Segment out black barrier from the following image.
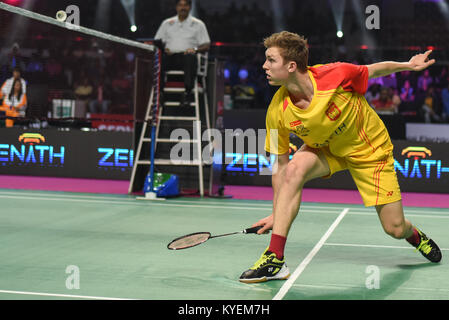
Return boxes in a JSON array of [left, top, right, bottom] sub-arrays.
[[0, 128, 132, 180], [221, 138, 449, 194], [393, 140, 449, 193], [1, 127, 448, 194]]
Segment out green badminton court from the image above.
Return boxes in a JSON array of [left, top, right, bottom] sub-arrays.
[[0, 189, 448, 300]]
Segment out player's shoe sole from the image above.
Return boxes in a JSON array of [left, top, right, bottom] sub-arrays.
[[239, 263, 290, 283]]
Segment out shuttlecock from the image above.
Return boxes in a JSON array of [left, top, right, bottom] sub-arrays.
[[56, 10, 67, 22]]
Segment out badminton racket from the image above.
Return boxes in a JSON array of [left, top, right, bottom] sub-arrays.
[[167, 226, 263, 250]]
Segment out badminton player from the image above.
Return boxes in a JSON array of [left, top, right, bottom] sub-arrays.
[[239, 31, 442, 283]]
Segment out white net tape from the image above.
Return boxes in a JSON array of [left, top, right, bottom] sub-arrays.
[[0, 2, 154, 52]]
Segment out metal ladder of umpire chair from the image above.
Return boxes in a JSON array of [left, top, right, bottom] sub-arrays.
[[130, 53, 211, 197]]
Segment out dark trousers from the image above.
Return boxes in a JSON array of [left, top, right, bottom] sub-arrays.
[[162, 53, 198, 93]]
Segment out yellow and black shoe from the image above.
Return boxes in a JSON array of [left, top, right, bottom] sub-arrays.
[[414, 228, 442, 263], [239, 248, 290, 283]]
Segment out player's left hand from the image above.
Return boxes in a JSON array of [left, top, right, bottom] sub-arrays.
[[408, 50, 436, 71]]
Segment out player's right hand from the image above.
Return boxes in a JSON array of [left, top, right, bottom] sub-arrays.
[[252, 214, 273, 235]]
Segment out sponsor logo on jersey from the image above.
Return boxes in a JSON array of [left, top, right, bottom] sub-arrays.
[[325, 102, 341, 121]]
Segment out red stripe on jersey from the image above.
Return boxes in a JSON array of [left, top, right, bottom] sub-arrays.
[[355, 97, 376, 153]]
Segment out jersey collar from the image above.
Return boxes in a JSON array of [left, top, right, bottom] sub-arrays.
[[284, 68, 317, 113]]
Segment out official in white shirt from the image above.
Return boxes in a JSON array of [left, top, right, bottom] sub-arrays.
[[155, 0, 210, 106]]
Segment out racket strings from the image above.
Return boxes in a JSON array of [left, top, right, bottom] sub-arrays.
[[168, 232, 211, 250]]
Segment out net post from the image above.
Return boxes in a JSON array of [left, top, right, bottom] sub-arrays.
[[148, 47, 162, 196], [136, 45, 165, 201]]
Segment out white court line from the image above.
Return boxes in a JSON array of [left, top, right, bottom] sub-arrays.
[[0, 192, 347, 211], [273, 208, 350, 300], [0, 289, 136, 300], [0, 189, 448, 212], [0, 190, 447, 214], [292, 283, 449, 294], [324, 242, 449, 251], [0, 194, 273, 211], [0, 190, 326, 208], [0, 194, 345, 213], [0, 190, 351, 210], [1, 193, 449, 220], [347, 211, 449, 219], [0, 191, 438, 214]]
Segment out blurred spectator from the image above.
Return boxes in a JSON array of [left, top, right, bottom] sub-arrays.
[[6, 43, 26, 73], [111, 70, 131, 93], [382, 73, 397, 90], [421, 86, 441, 123], [25, 51, 45, 88], [0, 78, 27, 127], [434, 66, 448, 90], [0, 66, 27, 102], [26, 52, 44, 74], [88, 75, 112, 114], [110, 70, 132, 113], [232, 68, 256, 109], [417, 69, 433, 93], [368, 75, 384, 88], [391, 87, 401, 110], [61, 48, 76, 88], [371, 87, 397, 113], [397, 70, 415, 90], [45, 56, 63, 86], [365, 83, 381, 104], [74, 77, 93, 101], [400, 80, 415, 103], [442, 82, 449, 122]]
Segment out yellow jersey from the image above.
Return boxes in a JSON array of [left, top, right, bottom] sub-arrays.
[[265, 62, 393, 161]]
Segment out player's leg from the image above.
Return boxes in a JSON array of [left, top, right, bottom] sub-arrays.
[[349, 152, 442, 263], [376, 200, 413, 239], [272, 145, 332, 237], [376, 200, 442, 263], [239, 145, 345, 283]]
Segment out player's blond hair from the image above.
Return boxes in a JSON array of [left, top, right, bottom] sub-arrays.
[[263, 31, 309, 72]]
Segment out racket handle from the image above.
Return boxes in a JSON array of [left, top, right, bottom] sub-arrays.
[[243, 226, 262, 234]]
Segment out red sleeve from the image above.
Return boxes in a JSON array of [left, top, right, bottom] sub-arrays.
[[339, 63, 369, 94], [311, 62, 368, 95]]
